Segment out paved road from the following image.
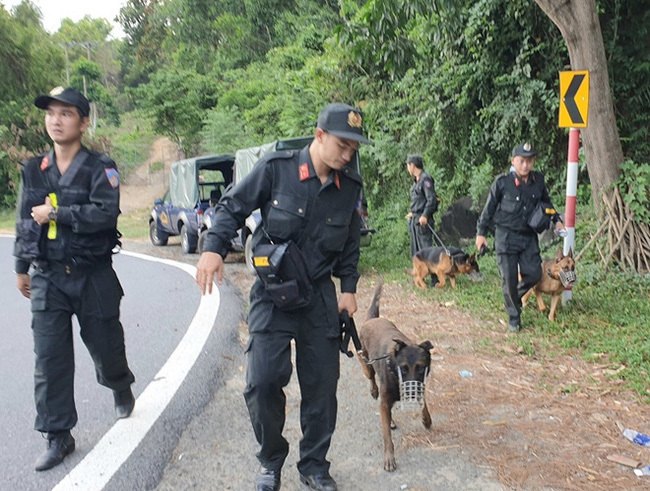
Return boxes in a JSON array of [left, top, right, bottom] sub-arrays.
[[0, 236, 243, 491]]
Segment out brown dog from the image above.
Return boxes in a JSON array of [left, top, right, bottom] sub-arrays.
[[522, 247, 576, 321], [405, 246, 481, 289], [357, 282, 433, 471]]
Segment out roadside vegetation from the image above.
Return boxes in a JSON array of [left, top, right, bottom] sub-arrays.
[[359, 196, 650, 401], [1, 1, 648, 400]]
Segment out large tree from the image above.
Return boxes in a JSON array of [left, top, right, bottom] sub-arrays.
[[534, 0, 622, 202]]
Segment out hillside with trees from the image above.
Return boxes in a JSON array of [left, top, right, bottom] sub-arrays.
[[1, 0, 649, 269]]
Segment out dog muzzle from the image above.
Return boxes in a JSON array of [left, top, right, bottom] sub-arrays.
[[397, 368, 428, 411], [558, 270, 576, 287]]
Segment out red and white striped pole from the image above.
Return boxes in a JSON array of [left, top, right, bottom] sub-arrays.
[[563, 127, 580, 301]]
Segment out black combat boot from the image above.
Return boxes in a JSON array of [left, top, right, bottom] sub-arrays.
[[114, 387, 135, 419], [255, 466, 281, 491], [299, 471, 337, 491], [34, 431, 75, 471]]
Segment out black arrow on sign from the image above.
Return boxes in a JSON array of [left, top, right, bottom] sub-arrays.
[[563, 74, 585, 125]]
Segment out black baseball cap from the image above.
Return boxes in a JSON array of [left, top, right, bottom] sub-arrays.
[[317, 103, 373, 145], [512, 142, 536, 157], [35, 86, 90, 117], [406, 154, 423, 168]]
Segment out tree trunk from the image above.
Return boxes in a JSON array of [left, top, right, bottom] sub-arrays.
[[534, 0, 623, 205]]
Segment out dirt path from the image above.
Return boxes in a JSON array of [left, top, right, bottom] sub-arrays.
[[120, 137, 178, 213], [123, 238, 650, 490]]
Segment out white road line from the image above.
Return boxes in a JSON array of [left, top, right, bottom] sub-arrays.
[[53, 250, 220, 491]]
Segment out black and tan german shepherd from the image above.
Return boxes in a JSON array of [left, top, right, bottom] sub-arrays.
[[405, 246, 481, 289]]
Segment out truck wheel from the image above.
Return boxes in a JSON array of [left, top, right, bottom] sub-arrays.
[[244, 233, 256, 275], [181, 224, 197, 254], [150, 220, 168, 246]]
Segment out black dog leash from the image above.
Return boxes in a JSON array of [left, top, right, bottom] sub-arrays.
[[339, 311, 392, 364], [339, 310, 362, 358], [426, 223, 450, 255]]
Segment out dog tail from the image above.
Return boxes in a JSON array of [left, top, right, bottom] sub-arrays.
[[366, 280, 383, 321]]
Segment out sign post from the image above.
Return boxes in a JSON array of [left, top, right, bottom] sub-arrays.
[[559, 70, 589, 301]]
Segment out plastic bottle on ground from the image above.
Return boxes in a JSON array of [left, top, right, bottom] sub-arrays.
[[634, 465, 650, 477], [623, 428, 650, 446]]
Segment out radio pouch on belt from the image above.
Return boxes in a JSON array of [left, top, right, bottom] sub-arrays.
[[527, 201, 554, 234], [253, 240, 313, 311]]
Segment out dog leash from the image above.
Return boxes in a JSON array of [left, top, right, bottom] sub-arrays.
[[339, 310, 363, 358], [426, 223, 450, 255], [366, 353, 391, 365]]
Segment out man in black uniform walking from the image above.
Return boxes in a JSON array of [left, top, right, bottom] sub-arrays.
[[405, 154, 437, 257], [475, 142, 564, 332], [196, 103, 372, 491], [14, 87, 135, 471]]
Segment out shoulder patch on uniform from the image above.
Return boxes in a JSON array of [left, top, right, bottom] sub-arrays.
[[40, 155, 50, 171], [424, 179, 432, 188], [105, 168, 120, 188]]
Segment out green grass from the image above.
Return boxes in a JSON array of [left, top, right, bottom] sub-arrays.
[[0, 208, 14, 232], [359, 228, 650, 402], [118, 208, 151, 240]]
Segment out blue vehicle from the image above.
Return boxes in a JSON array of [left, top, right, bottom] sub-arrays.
[[197, 137, 373, 272], [149, 153, 235, 254]]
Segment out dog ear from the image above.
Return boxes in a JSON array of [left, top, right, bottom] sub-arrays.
[[393, 339, 408, 354], [567, 247, 573, 258], [555, 246, 564, 261], [419, 340, 434, 351], [468, 252, 476, 262]]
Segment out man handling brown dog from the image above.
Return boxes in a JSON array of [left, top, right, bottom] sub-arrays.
[[475, 142, 566, 332], [196, 103, 372, 491]]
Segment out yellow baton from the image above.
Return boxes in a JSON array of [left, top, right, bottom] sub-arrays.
[[47, 193, 57, 239]]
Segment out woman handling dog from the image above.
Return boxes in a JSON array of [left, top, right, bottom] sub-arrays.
[[475, 142, 566, 333]]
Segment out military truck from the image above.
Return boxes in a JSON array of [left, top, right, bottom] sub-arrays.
[[149, 153, 235, 254]]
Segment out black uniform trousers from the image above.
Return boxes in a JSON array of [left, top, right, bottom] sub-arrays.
[[30, 263, 135, 433], [409, 217, 433, 257], [244, 278, 340, 476], [494, 228, 542, 324]]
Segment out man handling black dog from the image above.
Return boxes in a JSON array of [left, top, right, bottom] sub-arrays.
[[475, 142, 565, 332], [196, 103, 372, 491], [14, 87, 135, 471]]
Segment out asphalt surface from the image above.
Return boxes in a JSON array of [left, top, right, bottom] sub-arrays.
[[0, 236, 242, 491]]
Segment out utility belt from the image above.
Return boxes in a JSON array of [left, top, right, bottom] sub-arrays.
[[33, 256, 111, 275]]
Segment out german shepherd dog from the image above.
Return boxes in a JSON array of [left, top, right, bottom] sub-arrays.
[[522, 247, 576, 322], [405, 246, 481, 289], [357, 282, 433, 472]]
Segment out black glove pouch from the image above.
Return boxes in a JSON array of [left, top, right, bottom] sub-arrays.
[[253, 241, 313, 311]]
